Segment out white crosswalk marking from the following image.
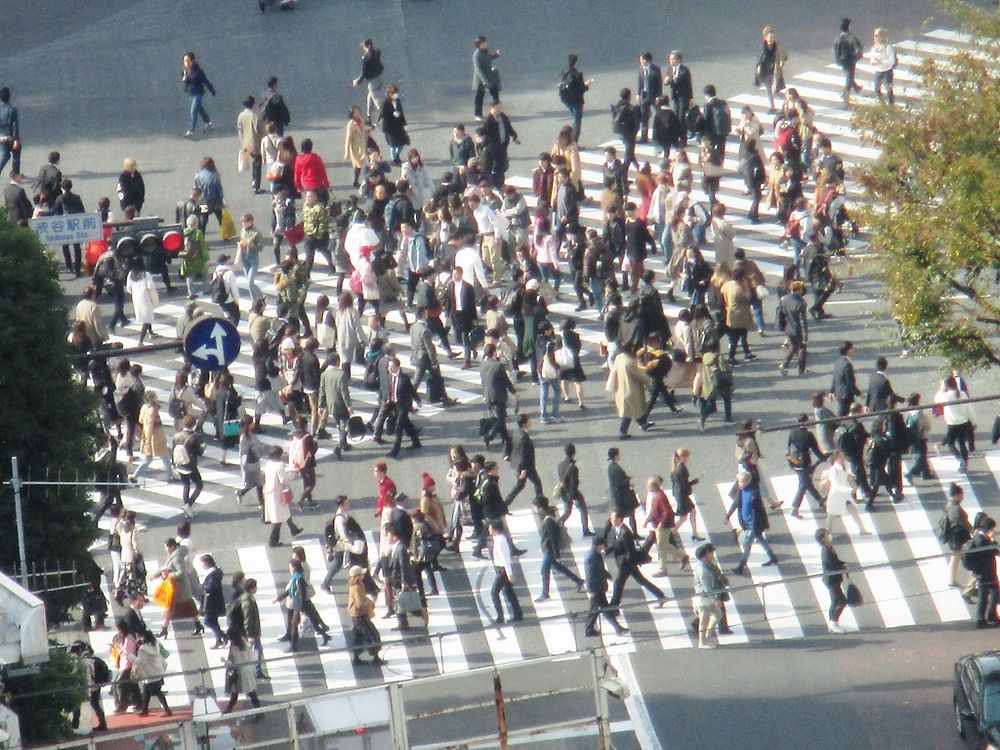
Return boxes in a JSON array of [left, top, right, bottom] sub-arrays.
[[86, 28, 994, 710], [716, 482, 804, 640]]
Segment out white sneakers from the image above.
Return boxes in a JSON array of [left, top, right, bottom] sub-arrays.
[[828, 622, 845, 634]]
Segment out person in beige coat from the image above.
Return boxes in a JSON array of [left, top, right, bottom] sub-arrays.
[[720, 268, 756, 364], [608, 346, 653, 438], [710, 203, 736, 269], [75, 286, 109, 348], [130, 392, 174, 482], [262, 446, 303, 547], [344, 106, 368, 188], [237, 96, 264, 193], [551, 126, 582, 194]]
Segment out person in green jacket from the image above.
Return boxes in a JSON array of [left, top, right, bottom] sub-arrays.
[[694, 350, 733, 430], [181, 214, 210, 299]]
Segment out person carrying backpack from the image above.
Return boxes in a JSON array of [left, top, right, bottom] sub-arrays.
[[211, 254, 240, 324], [70, 641, 109, 732], [610, 88, 641, 174], [938, 482, 974, 588], [559, 54, 591, 143], [963, 514, 999, 628], [833, 18, 864, 106]]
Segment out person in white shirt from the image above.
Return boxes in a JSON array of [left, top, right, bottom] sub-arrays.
[[468, 194, 505, 282], [489, 523, 523, 624], [934, 376, 975, 473], [869, 28, 897, 105], [211, 254, 241, 324], [452, 235, 490, 290]]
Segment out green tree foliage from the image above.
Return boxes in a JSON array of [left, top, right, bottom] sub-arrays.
[[0, 212, 99, 620], [854, 3, 1000, 369], [6, 645, 88, 746]]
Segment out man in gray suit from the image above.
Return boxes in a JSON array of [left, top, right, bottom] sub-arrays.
[[480, 343, 517, 459], [829, 340, 861, 417], [410, 307, 458, 406], [318, 352, 352, 459], [472, 35, 501, 120]]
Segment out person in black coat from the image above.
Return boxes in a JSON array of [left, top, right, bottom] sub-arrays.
[[607, 510, 666, 608], [666, 50, 693, 143], [117, 159, 145, 214], [378, 85, 409, 165], [199, 555, 228, 648], [504, 414, 544, 505], [557, 443, 594, 536], [559, 54, 591, 143], [483, 101, 520, 186], [352, 38, 385, 123], [480, 343, 517, 458], [965, 516, 999, 628], [787, 413, 828, 517], [636, 52, 663, 143], [444, 266, 478, 367], [52, 178, 86, 276], [584, 535, 628, 636], [384, 358, 422, 458], [702, 85, 731, 157], [651, 99, 682, 160], [865, 356, 905, 413], [606, 447, 638, 531], [610, 88, 641, 174], [816, 528, 850, 633], [2, 172, 32, 226]]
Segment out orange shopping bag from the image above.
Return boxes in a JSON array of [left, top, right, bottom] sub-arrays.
[[152, 577, 175, 609]]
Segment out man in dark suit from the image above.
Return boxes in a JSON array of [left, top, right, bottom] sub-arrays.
[[534, 500, 584, 601], [480, 343, 517, 458], [829, 340, 861, 416], [444, 266, 478, 368], [787, 414, 829, 518], [702, 85, 731, 157], [607, 510, 666, 609], [559, 54, 591, 143], [124, 592, 154, 640], [865, 356, 905, 414], [584, 535, 628, 637], [606, 447, 637, 531], [484, 101, 520, 186], [610, 89, 641, 174], [504, 414, 544, 505], [666, 50, 693, 144], [384, 357, 422, 458], [53, 178, 86, 277], [3, 172, 32, 226], [636, 52, 663, 143]]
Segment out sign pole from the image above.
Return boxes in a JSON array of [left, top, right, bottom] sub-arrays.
[[10, 457, 28, 589]]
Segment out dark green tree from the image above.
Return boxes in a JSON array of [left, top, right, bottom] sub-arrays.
[[5, 645, 87, 746], [853, 3, 1000, 368], [0, 212, 99, 621]]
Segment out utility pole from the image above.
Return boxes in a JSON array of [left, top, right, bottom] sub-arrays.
[[10, 457, 28, 589]]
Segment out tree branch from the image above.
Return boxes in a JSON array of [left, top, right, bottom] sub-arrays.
[[948, 277, 979, 299]]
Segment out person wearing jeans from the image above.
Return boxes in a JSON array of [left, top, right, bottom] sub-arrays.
[[238, 213, 264, 302], [538, 341, 562, 424], [321, 497, 350, 592], [181, 52, 216, 138], [817, 529, 849, 633], [534, 502, 584, 601], [730, 471, 778, 575]]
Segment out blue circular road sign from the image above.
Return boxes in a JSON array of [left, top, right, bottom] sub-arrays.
[[183, 317, 241, 372]]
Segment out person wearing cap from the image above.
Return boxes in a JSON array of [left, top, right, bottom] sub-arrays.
[[348, 564, 386, 665], [583, 534, 628, 637], [472, 36, 502, 120], [778, 279, 809, 376], [692, 543, 726, 647]]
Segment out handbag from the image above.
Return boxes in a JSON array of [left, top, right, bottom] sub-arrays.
[[845, 581, 863, 607], [347, 415, 367, 439], [237, 149, 249, 174], [266, 161, 284, 182], [223, 419, 241, 438], [396, 587, 422, 615], [280, 484, 295, 505], [220, 208, 237, 241], [152, 578, 175, 609], [555, 345, 575, 371]]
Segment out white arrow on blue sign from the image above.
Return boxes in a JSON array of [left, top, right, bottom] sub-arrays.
[[183, 317, 241, 372]]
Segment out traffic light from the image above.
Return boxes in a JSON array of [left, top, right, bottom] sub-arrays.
[[110, 217, 184, 265]]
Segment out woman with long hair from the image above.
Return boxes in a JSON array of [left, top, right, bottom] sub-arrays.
[[671, 448, 704, 542]]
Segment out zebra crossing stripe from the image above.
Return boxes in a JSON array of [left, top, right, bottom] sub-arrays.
[[767, 475, 861, 633], [506, 508, 579, 656], [299, 539, 358, 690], [236, 546, 303, 696], [424, 572, 470, 675], [715, 482, 804, 640], [363, 532, 414, 682], [892, 477, 969, 623]]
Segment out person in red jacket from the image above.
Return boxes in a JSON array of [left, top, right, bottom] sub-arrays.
[[293, 138, 331, 204]]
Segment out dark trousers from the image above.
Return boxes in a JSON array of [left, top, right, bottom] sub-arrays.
[[198, 208, 223, 234], [639, 100, 653, 140], [791, 466, 823, 511], [71, 689, 107, 729], [0, 141, 21, 176], [427, 315, 453, 353], [976, 577, 999, 624], [180, 468, 203, 507], [474, 84, 500, 118], [558, 494, 591, 532], [220, 300, 240, 325], [504, 467, 543, 505], [109, 280, 128, 329], [452, 321, 473, 362], [490, 567, 522, 621], [251, 154, 263, 191], [609, 560, 664, 608], [908, 438, 932, 479], [391, 410, 421, 453], [836, 397, 854, 417], [748, 185, 762, 221], [944, 422, 971, 465], [782, 334, 807, 374], [645, 376, 678, 419], [622, 136, 639, 173], [726, 327, 750, 360], [141, 679, 169, 713], [826, 580, 847, 622], [841, 61, 860, 98], [540, 551, 583, 596], [485, 402, 513, 456], [62, 243, 82, 275], [567, 103, 583, 143], [586, 590, 622, 632], [672, 99, 689, 143]]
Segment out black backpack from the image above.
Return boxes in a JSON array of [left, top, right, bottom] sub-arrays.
[[558, 70, 577, 105], [92, 656, 111, 685], [611, 103, 631, 135], [211, 271, 227, 304]]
